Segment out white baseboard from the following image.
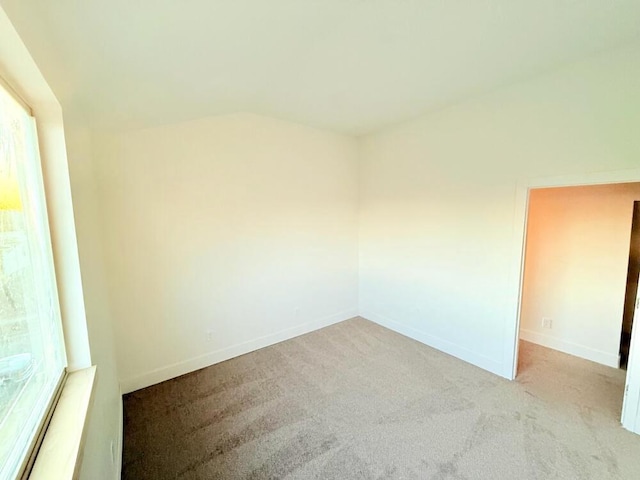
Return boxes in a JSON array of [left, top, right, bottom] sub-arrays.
[[120, 308, 358, 393], [360, 309, 505, 378], [519, 329, 619, 368]]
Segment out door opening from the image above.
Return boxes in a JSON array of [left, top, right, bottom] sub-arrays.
[[509, 177, 640, 435]]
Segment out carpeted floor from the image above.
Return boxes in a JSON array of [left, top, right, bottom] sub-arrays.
[[122, 317, 640, 479]]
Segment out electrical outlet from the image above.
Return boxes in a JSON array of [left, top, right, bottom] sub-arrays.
[[206, 331, 214, 342], [542, 317, 553, 329], [110, 441, 115, 465]]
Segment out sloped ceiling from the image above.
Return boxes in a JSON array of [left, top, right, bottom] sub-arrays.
[[2, 0, 640, 134]]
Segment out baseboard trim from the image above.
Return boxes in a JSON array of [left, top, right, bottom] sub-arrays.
[[519, 329, 619, 368], [360, 309, 505, 378], [120, 308, 358, 393]]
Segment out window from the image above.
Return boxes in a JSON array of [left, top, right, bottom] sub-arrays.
[[0, 82, 66, 479]]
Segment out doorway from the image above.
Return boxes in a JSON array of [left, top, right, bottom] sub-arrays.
[[518, 183, 640, 370], [505, 169, 640, 435]]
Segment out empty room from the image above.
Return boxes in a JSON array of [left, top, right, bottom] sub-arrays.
[[1, 1, 640, 479]]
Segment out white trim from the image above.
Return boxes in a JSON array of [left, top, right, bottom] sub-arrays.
[[361, 310, 504, 377], [622, 292, 640, 433], [0, 72, 32, 115], [36, 116, 91, 371], [29, 367, 96, 480], [520, 329, 619, 368], [114, 395, 123, 479], [120, 309, 358, 393], [502, 178, 531, 380], [524, 169, 640, 190]]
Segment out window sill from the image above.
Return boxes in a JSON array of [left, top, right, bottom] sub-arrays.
[[28, 366, 96, 480]]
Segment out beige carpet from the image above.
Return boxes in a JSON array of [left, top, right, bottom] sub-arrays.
[[122, 317, 640, 479]]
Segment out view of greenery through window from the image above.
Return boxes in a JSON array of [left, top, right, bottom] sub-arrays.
[[0, 85, 66, 479]]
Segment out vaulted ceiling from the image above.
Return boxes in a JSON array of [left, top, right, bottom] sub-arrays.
[[2, 0, 640, 134]]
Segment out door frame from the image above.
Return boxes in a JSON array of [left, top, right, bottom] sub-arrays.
[[504, 167, 640, 433], [621, 288, 640, 432]]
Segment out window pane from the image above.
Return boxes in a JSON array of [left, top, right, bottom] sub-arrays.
[[0, 87, 66, 479]]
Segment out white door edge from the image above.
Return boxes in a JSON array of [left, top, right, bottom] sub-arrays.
[[622, 290, 640, 433]]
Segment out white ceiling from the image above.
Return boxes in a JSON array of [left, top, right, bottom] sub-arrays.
[[2, 0, 640, 134]]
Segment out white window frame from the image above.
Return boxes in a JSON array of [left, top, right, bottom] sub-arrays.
[[1, 7, 96, 479]]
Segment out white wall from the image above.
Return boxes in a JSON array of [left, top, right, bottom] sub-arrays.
[[93, 113, 359, 392], [359, 42, 640, 378], [65, 125, 123, 479], [520, 184, 640, 367]]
